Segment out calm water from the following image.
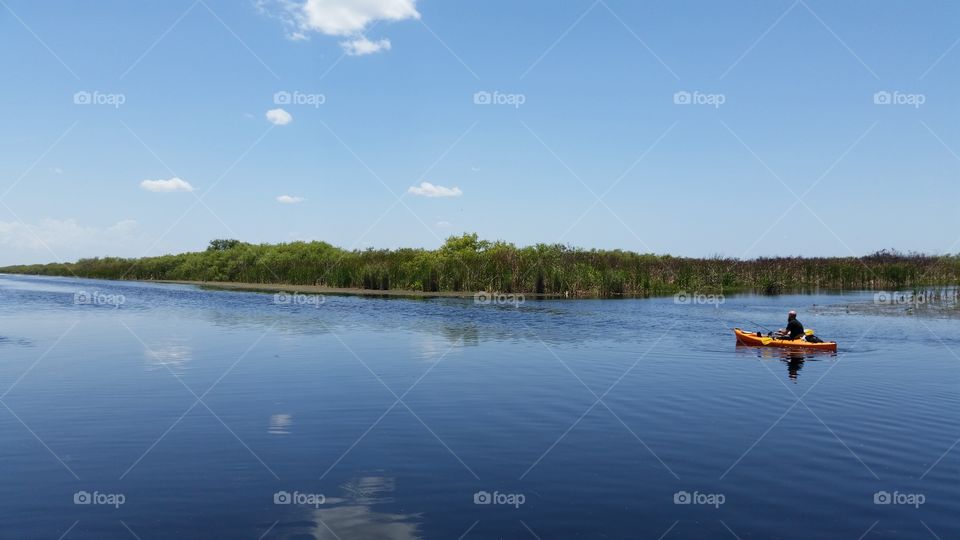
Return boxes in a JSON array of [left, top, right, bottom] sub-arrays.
[[1, 274, 957, 539]]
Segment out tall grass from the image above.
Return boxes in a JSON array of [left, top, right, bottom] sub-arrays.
[[2, 235, 958, 297]]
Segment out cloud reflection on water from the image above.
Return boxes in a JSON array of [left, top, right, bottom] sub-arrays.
[[268, 413, 293, 435], [144, 343, 192, 374], [271, 476, 420, 540]]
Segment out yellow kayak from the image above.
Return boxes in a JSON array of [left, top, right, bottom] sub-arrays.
[[734, 328, 837, 352]]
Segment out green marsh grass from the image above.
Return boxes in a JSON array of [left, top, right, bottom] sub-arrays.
[[2, 235, 958, 297]]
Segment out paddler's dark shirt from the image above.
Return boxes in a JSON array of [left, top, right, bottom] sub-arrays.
[[786, 318, 804, 339]]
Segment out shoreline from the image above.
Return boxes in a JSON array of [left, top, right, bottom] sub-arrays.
[[0, 273, 726, 298], [148, 279, 569, 299]]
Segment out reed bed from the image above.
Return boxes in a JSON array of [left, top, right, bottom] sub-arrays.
[[3, 235, 958, 297]]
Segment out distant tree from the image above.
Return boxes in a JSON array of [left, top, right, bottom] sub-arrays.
[[207, 239, 242, 252], [440, 233, 490, 254]]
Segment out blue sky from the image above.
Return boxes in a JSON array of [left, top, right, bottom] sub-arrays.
[[1, 0, 958, 265]]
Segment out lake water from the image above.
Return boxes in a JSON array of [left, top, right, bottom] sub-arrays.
[[1, 274, 957, 539]]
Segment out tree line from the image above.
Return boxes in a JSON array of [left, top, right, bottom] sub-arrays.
[[2, 234, 958, 297]]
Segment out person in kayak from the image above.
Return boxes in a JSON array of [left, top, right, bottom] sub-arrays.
[[774, 311, 804, 340]]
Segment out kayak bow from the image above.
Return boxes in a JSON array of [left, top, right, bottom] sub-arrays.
[[733, 328, 837, 352]]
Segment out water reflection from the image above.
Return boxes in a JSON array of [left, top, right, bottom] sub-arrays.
[[192, 291, 630, 347], [269, 476, 420, 540], [0, 335, 32, 347], [306, 504, 419, 540], [782, 351, 807, 381], [740, 346, 838, 382], [268, 413, 293, 435], [145, 343, 192, 374], [340, 476, 395, 503], [439, 324, 479, 346], [413, 327, 476, 362]]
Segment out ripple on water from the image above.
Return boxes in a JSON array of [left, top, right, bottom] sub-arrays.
[[0, 275, 956, 539]]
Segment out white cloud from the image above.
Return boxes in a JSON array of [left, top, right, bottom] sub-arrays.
[[140, 177, 194, 193], [266, 108, 293, 125], [109, 219, 138, 234], [435, 220, 452, 228], [258, 0, 418, 54], [408, 182, 462, 198], [341, 36, 391, 56], [0, 218, 138, 252], [276, 195, 305, 204], [301, 0, 419, 36]]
